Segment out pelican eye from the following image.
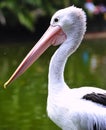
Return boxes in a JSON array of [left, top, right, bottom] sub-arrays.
[[54, 18, 59, 23]]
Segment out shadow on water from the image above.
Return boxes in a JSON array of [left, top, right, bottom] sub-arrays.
[[0, 39, 106, 130]]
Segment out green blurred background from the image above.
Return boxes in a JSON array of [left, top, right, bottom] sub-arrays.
[[0, 0, 106, 130]]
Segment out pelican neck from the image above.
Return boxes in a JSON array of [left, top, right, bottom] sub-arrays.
[[48, 36, 77, 87], [48, 30, 84, 93]]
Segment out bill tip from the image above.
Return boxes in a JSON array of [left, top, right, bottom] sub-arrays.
[[4, 81, 9, 89]]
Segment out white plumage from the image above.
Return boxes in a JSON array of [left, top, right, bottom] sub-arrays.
[[47, 86, 106, 130], [4, 6, 106, 130]]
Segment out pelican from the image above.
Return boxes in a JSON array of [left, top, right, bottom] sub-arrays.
[[4, 6, 106, 130]]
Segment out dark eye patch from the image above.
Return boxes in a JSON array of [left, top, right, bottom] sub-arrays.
[[54, 18, 59, 22]]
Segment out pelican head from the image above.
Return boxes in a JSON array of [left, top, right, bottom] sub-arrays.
[[4, 6, 86, 87], [51, 6, 86, 37]]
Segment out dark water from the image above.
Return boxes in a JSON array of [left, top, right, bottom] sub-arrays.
[[0, 39, 106, 130]]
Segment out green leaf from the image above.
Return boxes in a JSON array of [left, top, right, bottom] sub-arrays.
[[18, 11, 34, 31]]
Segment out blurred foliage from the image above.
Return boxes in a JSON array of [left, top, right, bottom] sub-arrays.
[[0, 0, 84, 31]]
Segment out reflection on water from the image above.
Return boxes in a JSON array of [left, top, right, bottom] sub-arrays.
[[0, 40, 106, 130]]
